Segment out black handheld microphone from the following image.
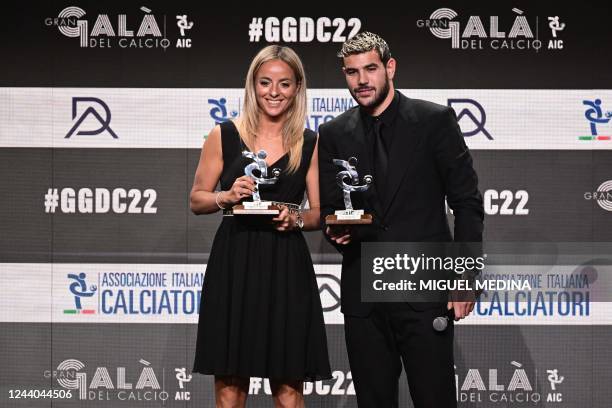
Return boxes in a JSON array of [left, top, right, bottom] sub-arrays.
[[432, 309, 455, 332]]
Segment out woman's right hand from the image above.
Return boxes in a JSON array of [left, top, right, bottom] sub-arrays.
[[222, 175, 256, 206]]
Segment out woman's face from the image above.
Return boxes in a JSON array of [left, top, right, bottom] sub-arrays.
[[254, 59, 299, 119]]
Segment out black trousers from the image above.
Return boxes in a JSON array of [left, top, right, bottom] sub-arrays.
[[344, 303, 456, 408]]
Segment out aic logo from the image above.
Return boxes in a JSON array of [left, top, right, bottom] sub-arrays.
[[176, 15, 194, 48], [584, 180, 612, 212], [417, 8, 565, 51], [208, 98, 239, 124], [546, 369, 565, 402], [64, 273, 97, 315], [45, 6, 194, 49], [174, 368, 192, 401], [580, 99, 611, 141], [448, 99, 493, 140], [65, 97, 118, 139]]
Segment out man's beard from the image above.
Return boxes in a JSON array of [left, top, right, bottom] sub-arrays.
[[352, 75, 391, 110]]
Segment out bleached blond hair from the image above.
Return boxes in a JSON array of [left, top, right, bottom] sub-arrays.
[[337, 31, 391, 65]]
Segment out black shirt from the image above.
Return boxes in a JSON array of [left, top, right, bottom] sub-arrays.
[[360, 90, 401, 155], [360, 91, 401, 202]]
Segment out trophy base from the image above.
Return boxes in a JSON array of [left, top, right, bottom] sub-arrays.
[[232, 201, 280, 215], [326, 210, 372, 225]]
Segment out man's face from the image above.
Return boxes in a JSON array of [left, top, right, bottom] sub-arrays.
[[342, 50, 395, 110]]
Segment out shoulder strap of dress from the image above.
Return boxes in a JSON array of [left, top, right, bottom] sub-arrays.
[[301, 128, 317, 170], [219, 120, 244, 163]]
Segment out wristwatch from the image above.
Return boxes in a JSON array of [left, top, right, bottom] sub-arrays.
[[295, 213, 304, 230]]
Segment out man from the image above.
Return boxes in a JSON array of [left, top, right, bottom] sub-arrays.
[[318, 32, 484, 407]]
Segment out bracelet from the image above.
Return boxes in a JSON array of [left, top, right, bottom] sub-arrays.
[[215, 191, 227, 210], [294, 212, 304, 230]]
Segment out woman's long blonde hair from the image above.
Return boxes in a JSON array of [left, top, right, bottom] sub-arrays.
[[237, 45, 307, 174]]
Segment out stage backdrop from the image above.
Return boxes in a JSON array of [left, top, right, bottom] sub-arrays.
[[1, 3, 612, 407]]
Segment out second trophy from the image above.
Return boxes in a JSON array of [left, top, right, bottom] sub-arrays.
[[325, 157, 373, 225]]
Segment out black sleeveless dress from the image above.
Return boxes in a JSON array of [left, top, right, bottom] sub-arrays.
[[193, 121, 332, 382]]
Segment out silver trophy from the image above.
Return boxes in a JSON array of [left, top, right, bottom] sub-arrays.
[[325, 157, 373, 225], [232, 150, 282, 215]]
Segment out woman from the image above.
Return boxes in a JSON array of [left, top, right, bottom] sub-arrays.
[[191, 45, 331, 407]]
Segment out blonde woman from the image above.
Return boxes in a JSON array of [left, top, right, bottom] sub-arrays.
[[191, 45, 331, 407]]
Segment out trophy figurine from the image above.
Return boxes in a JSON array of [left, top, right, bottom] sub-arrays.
[[325, 157, 373, 225], [232, 150, 282, 215]]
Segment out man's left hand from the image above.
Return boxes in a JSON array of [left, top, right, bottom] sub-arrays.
[[447, 301, 475, 321]]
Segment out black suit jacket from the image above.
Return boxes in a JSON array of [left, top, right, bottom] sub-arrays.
[[318, 92, 484, 317]]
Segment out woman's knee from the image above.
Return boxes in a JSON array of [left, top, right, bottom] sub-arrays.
[[215, 376, 248, 408], [271, 380, 304, 408]]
